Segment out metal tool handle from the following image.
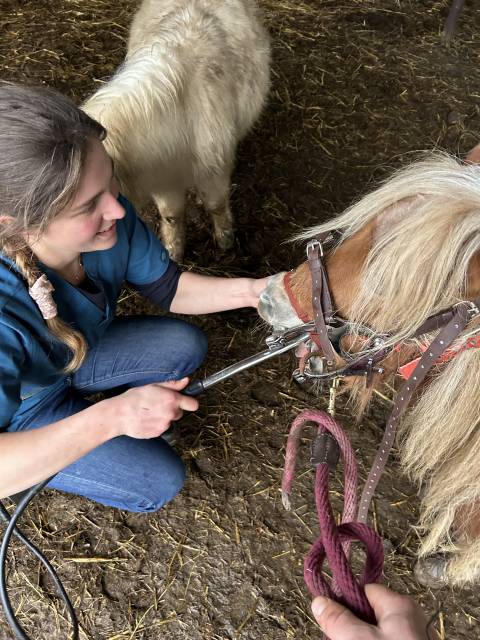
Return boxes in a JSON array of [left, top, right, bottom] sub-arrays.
[[182, 328, 312, 396]]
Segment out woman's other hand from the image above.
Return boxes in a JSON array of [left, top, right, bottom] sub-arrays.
[[312, 583, 438, 640]]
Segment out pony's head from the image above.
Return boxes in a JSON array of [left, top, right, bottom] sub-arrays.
[[260, 154, 480, 338], [259, 153, 480, 411], [259, 154, 480, 584]]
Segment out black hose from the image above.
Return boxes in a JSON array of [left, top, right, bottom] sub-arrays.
[[0, 480, 79, 639], [0, 371, 230, 637]]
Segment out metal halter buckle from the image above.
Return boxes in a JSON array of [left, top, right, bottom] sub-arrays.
[[306, 239, 323, 258], [453, 300, 480, 320], [466, 302, 480, 319], [292, 368, 307, 384]]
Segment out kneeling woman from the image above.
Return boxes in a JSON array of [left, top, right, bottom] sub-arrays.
[[0, 82, 268, 512]]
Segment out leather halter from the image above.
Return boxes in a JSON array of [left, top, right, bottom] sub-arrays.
[[284, 233, 391, 380], [358, 298, 480, 522], [285, 233, 480, 380], [287, 232, 480, 522], [285, 238, 336, 364]]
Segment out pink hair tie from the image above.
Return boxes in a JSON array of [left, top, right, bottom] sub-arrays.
[[28, 274, 58, 320]]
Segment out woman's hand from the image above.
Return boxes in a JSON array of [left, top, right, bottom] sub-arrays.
[[249, 276, 271, 308], [312, 583, 438, 640], [0, 378, 198, 498], [109, 377, 199, 439]]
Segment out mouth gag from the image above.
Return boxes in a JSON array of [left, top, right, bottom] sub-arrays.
[[184, 323, 314, 396]]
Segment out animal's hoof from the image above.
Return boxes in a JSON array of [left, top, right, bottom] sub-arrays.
[[414, 554, 449, 589]]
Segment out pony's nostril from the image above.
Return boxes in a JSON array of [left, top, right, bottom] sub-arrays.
[[258, 297, 272, 321], [259, 292, 271, 308]]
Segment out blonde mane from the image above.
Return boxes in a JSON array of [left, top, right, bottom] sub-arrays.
[[299, 154, 480, 584], [299, 154, 480, 347]]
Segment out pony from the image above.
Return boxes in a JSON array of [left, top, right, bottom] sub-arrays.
[[83, 0, 270, 261], [258, 153, 480, 587]]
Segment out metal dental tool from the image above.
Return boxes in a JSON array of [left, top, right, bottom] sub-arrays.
[[184, 323, 314, 396]]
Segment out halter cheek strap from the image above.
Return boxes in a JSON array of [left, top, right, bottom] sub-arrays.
[[306, 239, 338, 365], [284, 238, 338, 365]]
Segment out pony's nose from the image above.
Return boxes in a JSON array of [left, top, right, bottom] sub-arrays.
[[257, 295, 273, 322], [259, 290, 270, 305]]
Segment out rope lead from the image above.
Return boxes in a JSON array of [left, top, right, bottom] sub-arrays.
[[282, 409, 384, 629]]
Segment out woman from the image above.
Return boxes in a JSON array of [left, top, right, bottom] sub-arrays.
[[0, 82, 268, 512]]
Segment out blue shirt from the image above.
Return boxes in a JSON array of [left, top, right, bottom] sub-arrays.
[[0, 195, 171, 430]]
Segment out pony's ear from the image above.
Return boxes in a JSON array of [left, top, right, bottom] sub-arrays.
[[466, 143, 480, 164]]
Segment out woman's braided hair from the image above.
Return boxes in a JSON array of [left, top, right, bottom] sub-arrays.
[[0, 82, 106, 372]]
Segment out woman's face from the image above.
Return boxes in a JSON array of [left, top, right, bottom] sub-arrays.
[[29, 137, 126, 261]]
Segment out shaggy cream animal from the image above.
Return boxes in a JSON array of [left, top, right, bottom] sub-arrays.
[[83, 0, 270, 260]]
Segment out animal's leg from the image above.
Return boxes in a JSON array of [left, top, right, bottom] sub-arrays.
[[152, 191, 187, 262], [415, 503, 480, 587], [198, 172, 234, 252]]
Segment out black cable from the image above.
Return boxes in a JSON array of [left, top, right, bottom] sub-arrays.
[[0, 374, 223, 637], [0, 480, 79, 639]]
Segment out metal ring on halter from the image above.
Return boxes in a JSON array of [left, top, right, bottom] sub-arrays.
[[337, 326, 388, 362], [453, 300, 480, 319], [294, 362, 351, 381], [295, 356, 387, 382]]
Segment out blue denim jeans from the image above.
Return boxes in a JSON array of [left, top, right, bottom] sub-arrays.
[[8, 316, 208, 512]]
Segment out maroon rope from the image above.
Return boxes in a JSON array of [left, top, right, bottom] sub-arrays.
[[305, 466, 384, 623], [282, 409, 384, 625]]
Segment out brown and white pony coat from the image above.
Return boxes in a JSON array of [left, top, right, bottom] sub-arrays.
[[258, 153, 480, 586]]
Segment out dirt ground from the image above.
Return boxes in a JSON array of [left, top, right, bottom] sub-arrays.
[[1, 0, 480, 638]]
